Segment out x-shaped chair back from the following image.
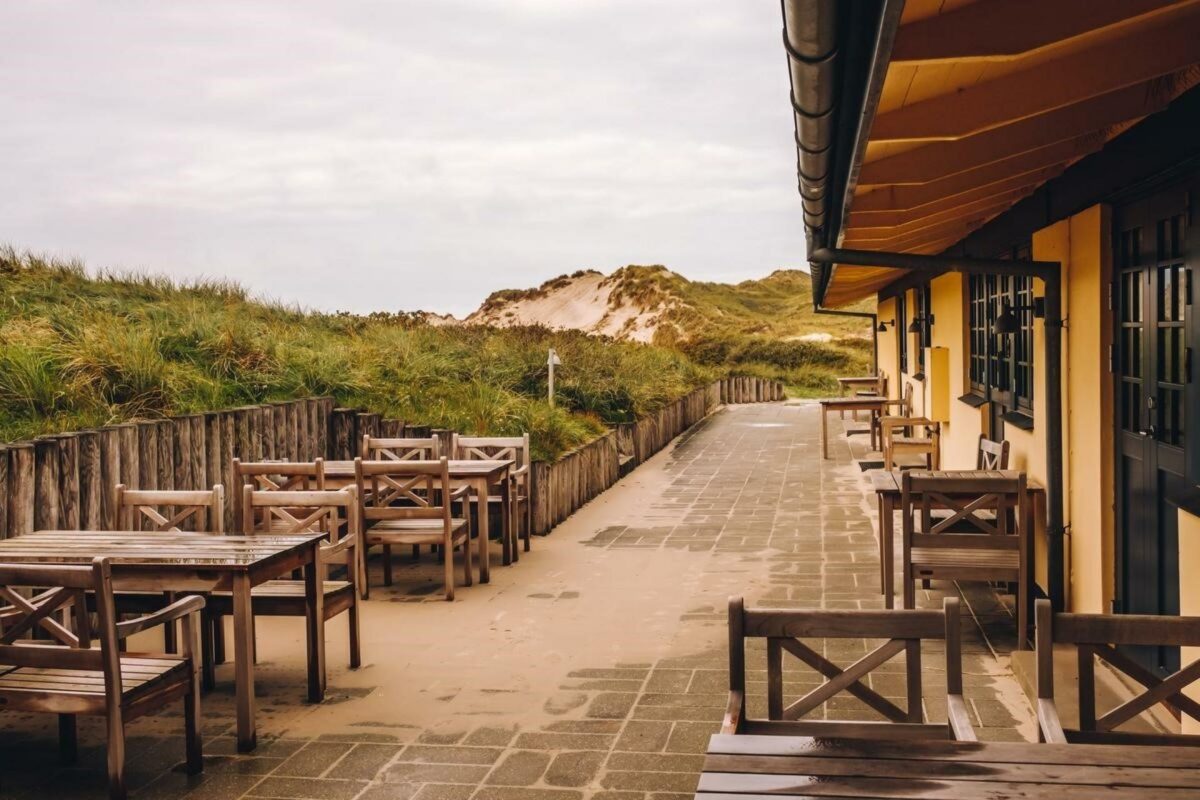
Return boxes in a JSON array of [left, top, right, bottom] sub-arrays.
[[976, 436, 1011, 470], [903, 471, 1025, 545], [1037, 599, 1200, 743], [234, 458, 326, 492], [725, 596, 966, 738], [241, 486, 360, 574], [361, 435, 440, 462], [354, 458, 453, 525], [452, 435, 528, 468], [114, 484, 225, 533]]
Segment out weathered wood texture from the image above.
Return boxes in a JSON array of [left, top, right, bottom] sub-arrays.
[[718, 376, 784, 404]]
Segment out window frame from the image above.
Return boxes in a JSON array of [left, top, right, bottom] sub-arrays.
[[896, 292, 908, 375], [967, 244, 1035, 418]]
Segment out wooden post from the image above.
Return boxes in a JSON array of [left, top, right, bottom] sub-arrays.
[[296, 401, 311, 461], [331, 409, 353, 460], [137, 421, 158, 492], [259, 405, 275, 460], [77, 430, 102, 530], [270, 402, 289, 460], [306, 398, 320, 461], [98, 426, 121, 530], [203, 412, 222, 492], [316, 397, 332, 459], [173, 417, 193, 491], [55, 434, 80, 530], [189, 414, 206, 491], [157, 420, 175, 491], [7, 443, 35, 537], [117, 423, 138, 490], [0, 446, 7, 540], [249, 405, 264, 461], [34, 437, 60, 531]]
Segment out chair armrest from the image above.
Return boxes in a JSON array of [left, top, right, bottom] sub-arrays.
[[321, 536, 355, 560], [449, 484, 471, 501], [511, 465, 529, 477], [721, 690, 744, 735], [115, 595, 206, 640], [1037, 698, 1068, 744], [946, 694, 977, 742]]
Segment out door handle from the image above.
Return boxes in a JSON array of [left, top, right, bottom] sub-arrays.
[[1139, 425, 1157, 438]]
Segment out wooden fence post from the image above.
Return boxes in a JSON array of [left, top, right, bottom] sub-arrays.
[[7, 443, 35, 537], [172, 416, 192, 491], [137, 421, 158, 492], [0, 446, 7, 540], [77, 430, 101, 530], [55, 434, 80, 530], [98, 427, 121, 529], [34, 437, 60, 531], [156, 420, 175, 492]]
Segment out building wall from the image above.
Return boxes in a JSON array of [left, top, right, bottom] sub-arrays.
[[876, 296, 899, 400], [889, 204, 1114, 610]]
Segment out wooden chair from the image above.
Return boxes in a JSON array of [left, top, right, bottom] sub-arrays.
[[355, 458, 471, 601], [0, 559, 203, 799], [879, 385, 940, 470], [111, 484, 224, 662], [361, 434, 440, 461], [1036, 599, 1200, 745], [901, 471, 1029, 648], [724, 595, 974, 741], [977, 435, 1011, 469], [114, 484, 225, 533], [232, 458, 325, 529], [207, 487, 362, 683], [452, 433, 531, 558]]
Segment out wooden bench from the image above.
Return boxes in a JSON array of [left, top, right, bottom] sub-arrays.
[[1036, 598, 1200, 745], [724, 595, 975, 741], [0, 558, 203, 799]]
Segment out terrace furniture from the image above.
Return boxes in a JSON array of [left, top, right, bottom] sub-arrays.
[[977, 434, 1011, 469], [837, 375, 886, 419], [232, 458, 326, 529], [452, 433, 531, 563], [355, 458, 472, 600], [208, 487, 362, 699], [110, 484, 225, 681], [901, 471, 1030, 648], [0, 529, 325, 752], [1035, 599, 1200, 745], [325, 458, 512, 583], [0, 559, 203, 799], [876, 385, 941, 470], [724, 596, 975, 741], [696, 733, 1200, 798], [818, 396, 895, 457], [870, 469, 1043, 610], [361, 434, 440, 461]]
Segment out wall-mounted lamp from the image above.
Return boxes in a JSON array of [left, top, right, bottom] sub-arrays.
[[994, 298, 1046, 335], [876, 319, 895, 333], [908, 313, 934, 334]]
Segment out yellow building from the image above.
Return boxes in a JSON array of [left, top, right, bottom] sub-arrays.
[[783, 0, 1200, 678]]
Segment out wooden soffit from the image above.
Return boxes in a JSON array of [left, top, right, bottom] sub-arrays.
[[821, 0, 1200, 308]]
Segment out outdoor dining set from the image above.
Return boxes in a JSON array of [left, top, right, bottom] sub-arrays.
[[698, 375, 1200, 797], [0, 432, 532, 799]]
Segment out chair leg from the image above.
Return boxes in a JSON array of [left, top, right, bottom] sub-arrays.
[[212, 613, 226, 665], [200, 610, 216, 691], [182, 615, 204, 776], [523, 499, 531, 552], [383, 545, 393, 586], [1017, 574, 1029, 651], [58, 714, 77, 764], [348, 600, 362, 669], [107, 708, 127, 800], [444, 539, 456, 601], [903, 571, 916, 610], [411, 545, 420, 560], [463, 535, 473, 587], [162, 591, 178, 653]]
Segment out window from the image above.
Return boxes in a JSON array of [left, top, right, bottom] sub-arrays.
[[968, 244, 1035, 416], [913, 284, 931, 375], [896, 292, 908, 375]]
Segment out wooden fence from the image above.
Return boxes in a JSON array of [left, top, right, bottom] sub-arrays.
[[0, 375, 783, 540]]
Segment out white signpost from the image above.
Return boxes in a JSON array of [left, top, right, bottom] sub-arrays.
[[547, 348, 561, 407]]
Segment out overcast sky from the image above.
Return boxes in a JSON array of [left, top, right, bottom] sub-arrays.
[[1, 2, 806, 316]]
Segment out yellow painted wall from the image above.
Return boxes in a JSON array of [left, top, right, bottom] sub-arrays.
[[903, 205, 1114, 610], [1179, 508, 1200, 733], [877, 296, 899, 400]]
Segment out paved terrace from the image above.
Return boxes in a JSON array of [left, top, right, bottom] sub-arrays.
[[0, 402, 1034, 800]]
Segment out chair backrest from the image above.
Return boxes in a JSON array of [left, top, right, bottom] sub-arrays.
[[976, 436, 1011, 470], [114, 484, 225, 533], [234, 458, 326, 492], [355, 458, 453, 526], [727, 596, 962, 730], [1036, 599, 1200, 740], [902, 471, 1026, 551], [241, 486, 360, 573], [0, 559, 122, 696], [452, 434, 529, 471], [361, 435, 440, 461], [901, 382, 914, 416]]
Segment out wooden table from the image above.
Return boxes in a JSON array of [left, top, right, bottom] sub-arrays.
[[697, 733, 1200, 797], [869, 469, 1044, 610], [837, 375, 883, 395], [0, 530, 325, 753], [323, 459, 514, 580], [818, 396, 901, 457]]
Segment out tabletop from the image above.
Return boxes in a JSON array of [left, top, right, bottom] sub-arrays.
[[0, 531, 325, 571], [819, 396, 893, 408], [868, 468, 1045, 494], [837, 376, 882, 385], [697, 734, 1200, 797], [323, 459, 512, 479]]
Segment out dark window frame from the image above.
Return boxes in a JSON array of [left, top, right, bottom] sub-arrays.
[[967, 244, 1035, 417], [896, 292, 908, 375], [914, 283, 931, 375]]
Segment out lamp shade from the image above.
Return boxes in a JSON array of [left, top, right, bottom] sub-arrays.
[[877, 321, 888, 333], [908, 318, 922, 334], [994, 307, 1019, 335]]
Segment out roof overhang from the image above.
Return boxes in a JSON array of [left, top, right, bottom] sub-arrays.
[[785, 0, 1200, 308]]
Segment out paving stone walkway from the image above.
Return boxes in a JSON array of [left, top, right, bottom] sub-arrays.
[[0, 402, 1034, 800]]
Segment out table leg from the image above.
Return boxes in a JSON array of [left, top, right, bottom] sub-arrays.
[[821, 407, 829, 459], [503, 476, 515, 564], [475, 477, 491, 583], [232, 573, 256, 753], [304, 543, 326, 702], [883, 494, 895, 610]]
